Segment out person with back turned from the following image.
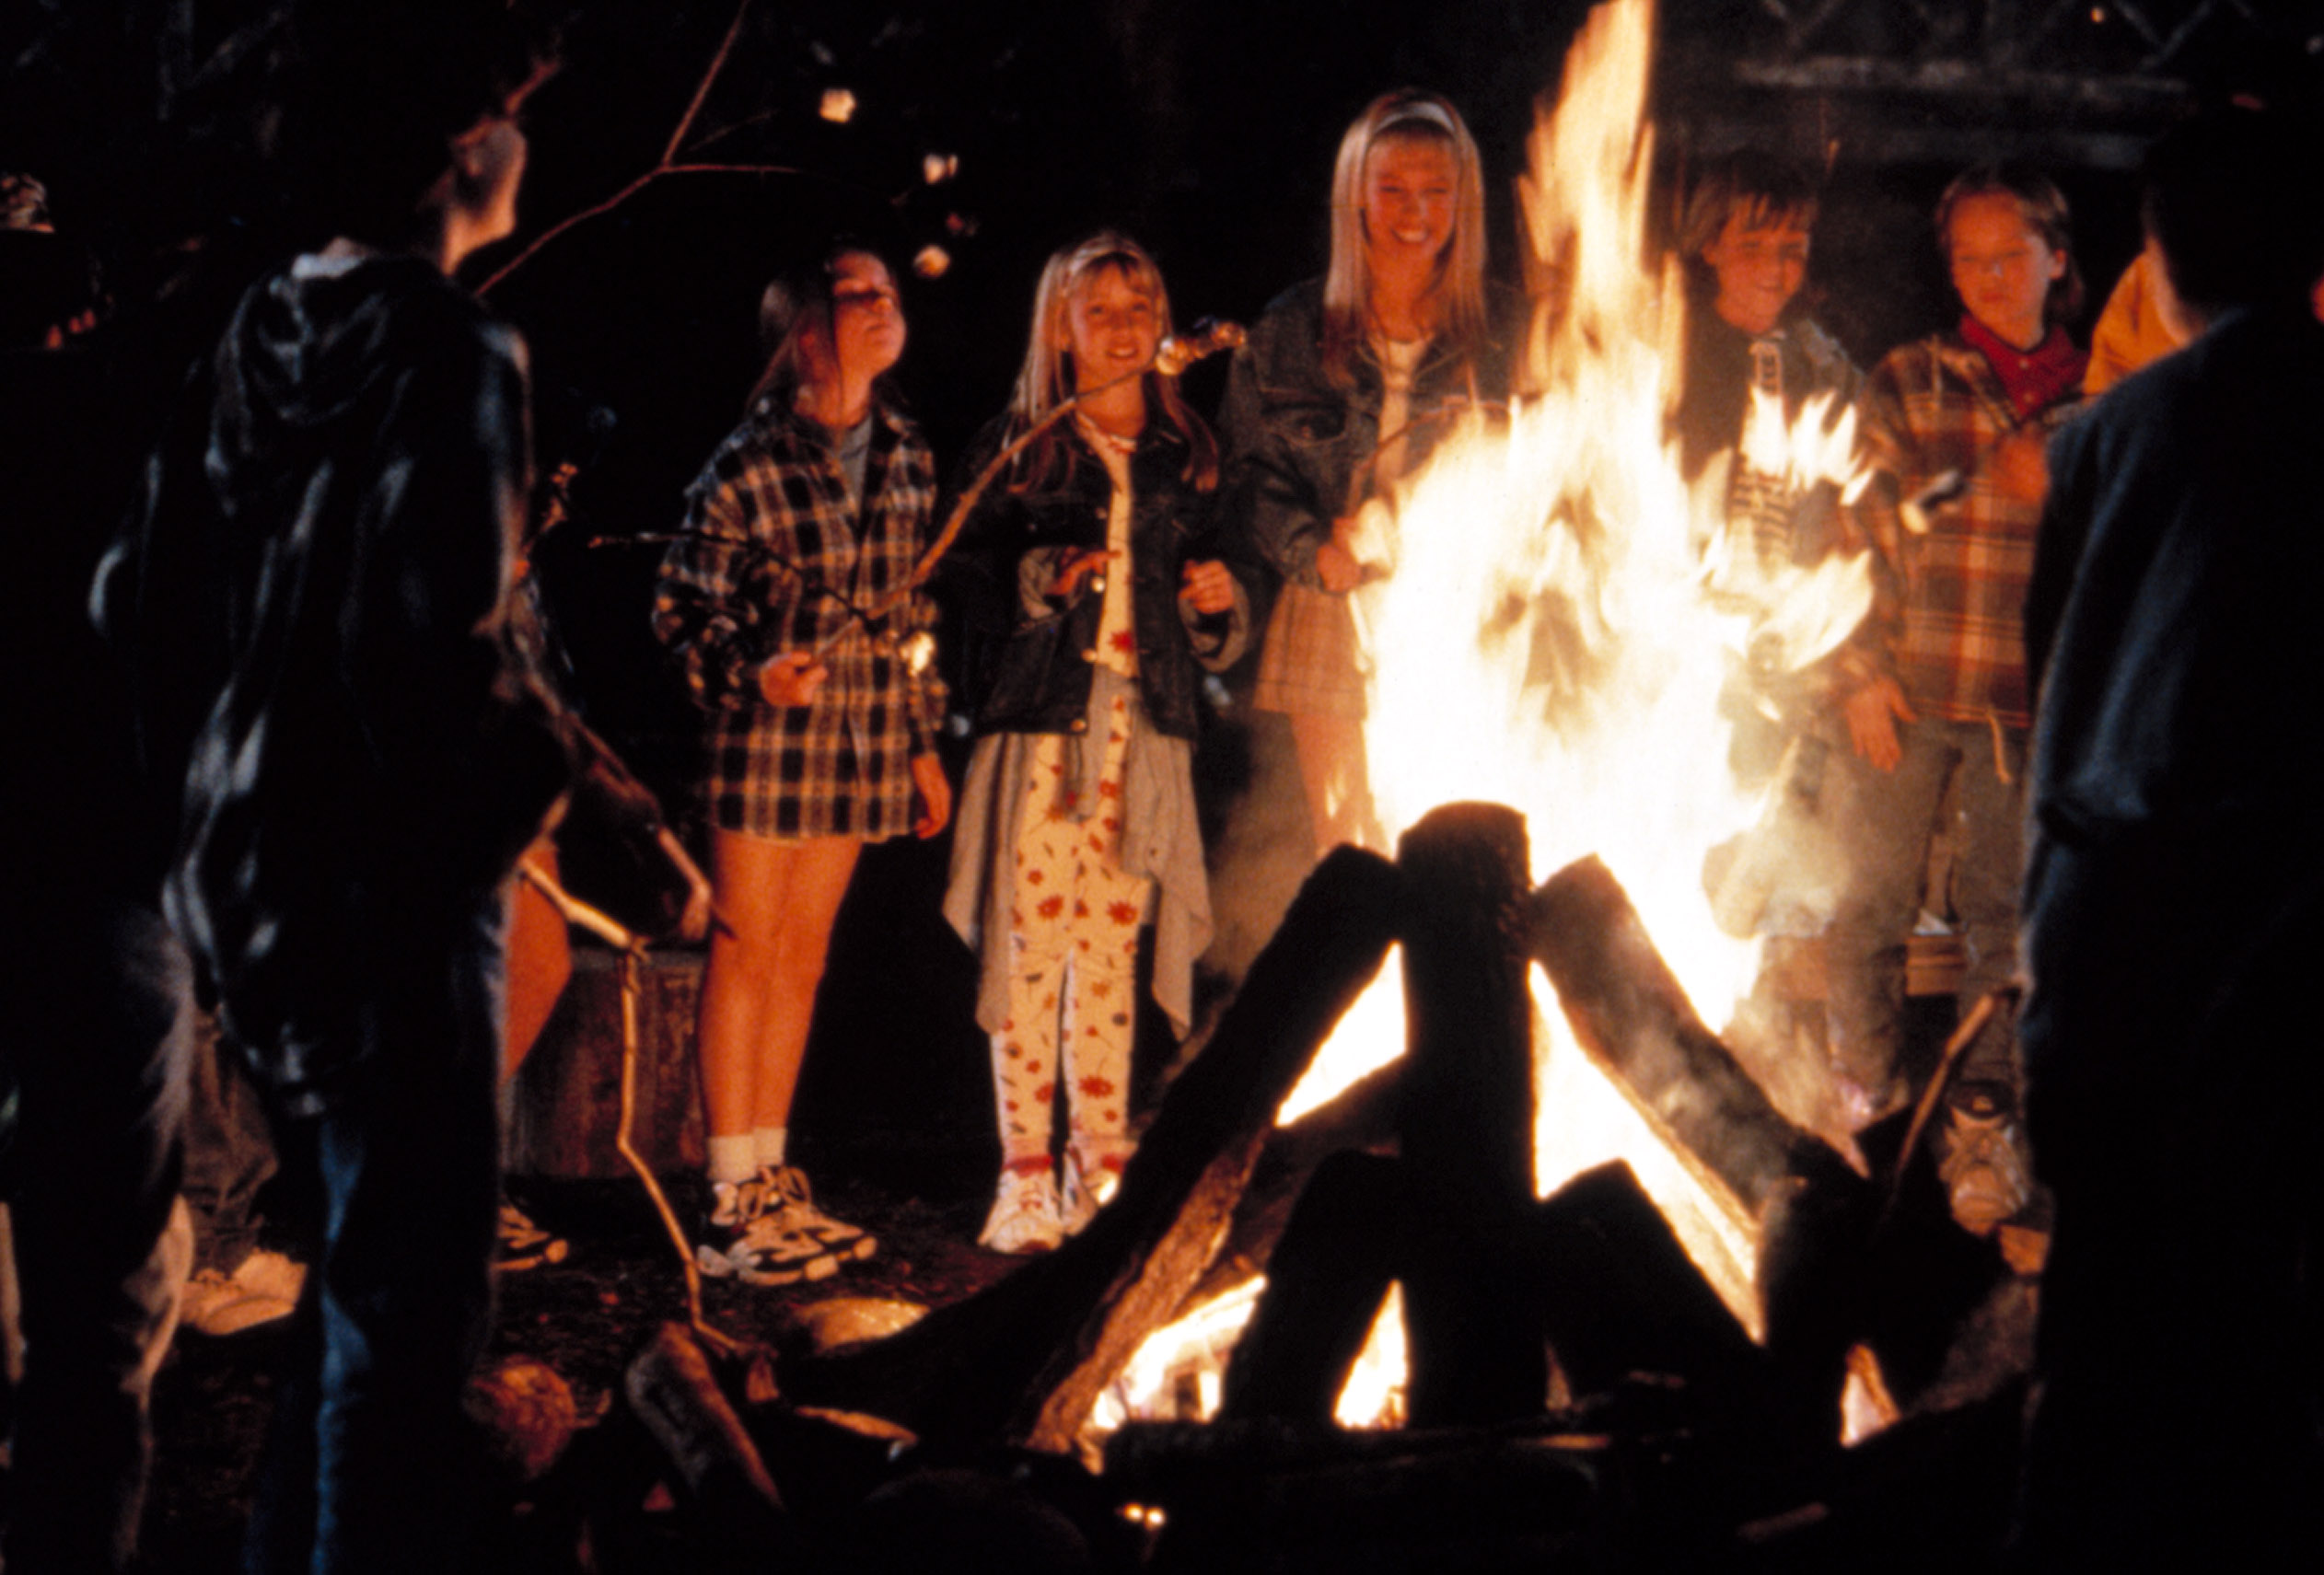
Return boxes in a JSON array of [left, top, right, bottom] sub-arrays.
[[2015, 107, 2324, 1568]]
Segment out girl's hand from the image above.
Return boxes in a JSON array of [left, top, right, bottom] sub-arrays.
[[1050, 548, 1118, 599], [1843, 676, 1915, 772], [759, 651, 830, 707], [1315, 539, 1364, 594], [911, 751, 953, 840], [1179, 559, 1237, 616]]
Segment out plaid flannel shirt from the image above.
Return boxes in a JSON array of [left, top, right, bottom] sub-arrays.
[[1842, 331, 2084, 731], [653, 397, 946, 840]]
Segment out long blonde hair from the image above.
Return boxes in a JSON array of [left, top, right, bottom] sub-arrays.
[[1005, 230, 1218, 492], [1321, 89, 1491, 388]]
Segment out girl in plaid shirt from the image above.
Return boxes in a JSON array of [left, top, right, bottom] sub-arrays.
[[1827, 168, 2086, 1208], [654, 247, 950, 1284]]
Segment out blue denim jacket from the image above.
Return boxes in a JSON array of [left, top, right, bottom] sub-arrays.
[[1219, 277, 1520, 591]]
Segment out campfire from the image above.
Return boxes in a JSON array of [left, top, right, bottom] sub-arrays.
[[576, 1, 2025, 1565], [1107, 0, 1876, 1425]]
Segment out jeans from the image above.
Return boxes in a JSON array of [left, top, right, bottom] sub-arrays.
[[244, 889, 506, 1575], [1825, 716, 2026, 1104], [3, 892, 195, 1573]]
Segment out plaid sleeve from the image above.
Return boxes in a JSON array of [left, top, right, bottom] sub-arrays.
[[651, 435, 791, 712]]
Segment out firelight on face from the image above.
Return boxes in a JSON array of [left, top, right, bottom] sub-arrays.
[[1946, 192, 2065, 351], [1063, 266, 1162, 394], [1361, 136, 1459, 271], [1702, 212, 1810, 338]]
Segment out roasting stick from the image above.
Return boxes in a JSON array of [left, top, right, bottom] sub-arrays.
[[516, 853, 753, 1362], [809, 318, 1249, 658], [1877, 982, 2021, 1233]]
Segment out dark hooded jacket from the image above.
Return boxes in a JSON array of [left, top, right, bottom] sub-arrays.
[[95, 251, 578, 1110]]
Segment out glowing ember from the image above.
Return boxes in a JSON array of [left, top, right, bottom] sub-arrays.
[[818, 87, 857, 123], [1332, 1281, 1410, 1428], [1090, 1280, 1265, 1435]]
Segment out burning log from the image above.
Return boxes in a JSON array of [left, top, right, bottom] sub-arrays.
[[1191, 1052, 1404, 1307], [1526, 1161, 1778, 1449], [1395, 802, 1545, 1425], [1519, 855, 2017, 1451], [783, 845, 1404, 1449], [1217, 1151, 1405, 1424], [1527, 854, 1834, 1217], [1219, 1156, 1777, 1440]]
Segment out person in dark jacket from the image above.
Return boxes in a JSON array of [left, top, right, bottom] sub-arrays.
[[2015, 108, 2324, 1568], [944, 233, 1249, 1252], [0, 180, 196, 1575], [90, 11, 601, 1570], [1220, 88, 1515, 858]]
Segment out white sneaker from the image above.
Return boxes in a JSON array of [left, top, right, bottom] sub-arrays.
[[979, 1166, 1063, 1254], [695, 1175, 841, 1287], [757, 1165, 876, 1264]]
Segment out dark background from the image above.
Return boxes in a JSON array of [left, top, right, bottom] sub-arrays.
[[7, 0, 2318, 1187]]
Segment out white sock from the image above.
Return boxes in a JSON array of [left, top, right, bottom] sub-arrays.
[[707, 1134, 759, 1187], [753, 1126, 789, 1171]]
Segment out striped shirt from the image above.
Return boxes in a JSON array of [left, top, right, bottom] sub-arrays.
[[1845, 330, 2086, 731], [652, 397, 946, 840]]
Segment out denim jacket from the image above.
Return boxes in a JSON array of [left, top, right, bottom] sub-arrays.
[[1219, 278, 1520, 590], [947, 414, 1251, 740]]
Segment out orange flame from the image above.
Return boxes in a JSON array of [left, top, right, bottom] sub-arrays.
[[1107, 0, 1876, 1437]]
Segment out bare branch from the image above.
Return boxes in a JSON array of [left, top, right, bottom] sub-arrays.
[[477, 0, 775, 296], [663, 0, 756, 166]]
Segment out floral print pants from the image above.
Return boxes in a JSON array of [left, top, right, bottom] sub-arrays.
[[993, 691, 1150, 1177]]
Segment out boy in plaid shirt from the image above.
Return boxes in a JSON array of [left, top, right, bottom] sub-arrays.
[[1826, 167, 2085, 1230]]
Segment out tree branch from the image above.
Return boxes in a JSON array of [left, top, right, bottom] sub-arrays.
[[476, 0, 778, 296]]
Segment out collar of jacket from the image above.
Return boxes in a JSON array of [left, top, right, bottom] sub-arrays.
[[1268, 276, 1517, 396]]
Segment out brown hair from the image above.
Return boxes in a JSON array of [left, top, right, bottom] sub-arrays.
[[743, 244, 897, 417], [1935, 163, 2086, 326], [1679, 150, 1819, 266]]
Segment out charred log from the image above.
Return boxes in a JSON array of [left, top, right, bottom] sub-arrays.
[[1218, 1151, 1404, 1424], [1528, 854, 1825, 1216], [1191, 1057, 1404, 1307], [1108, 1418, 1604, 1575], [1758, 1106, 2010, 1448], [1395, 803, 1546, 1426], [783, 845, 1404, 1449]]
